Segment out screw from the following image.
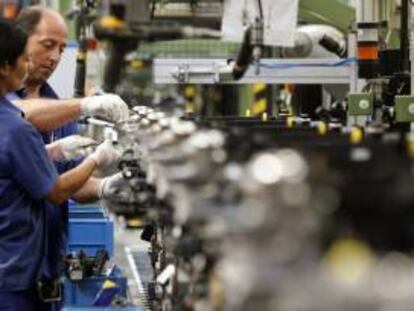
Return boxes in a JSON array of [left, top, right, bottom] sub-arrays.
[[358, 99, 370, 110], [408, 103, 414, 116]]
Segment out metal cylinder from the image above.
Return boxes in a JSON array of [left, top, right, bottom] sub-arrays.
[[356, 0, 380, 23]]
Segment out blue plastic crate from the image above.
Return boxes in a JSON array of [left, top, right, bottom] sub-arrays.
[[63, 270, 128, 307], [67, 218, 114, 257], [69, 203, 107, 219], [69, 206, 106, 219], [63, 308, 143, 311]]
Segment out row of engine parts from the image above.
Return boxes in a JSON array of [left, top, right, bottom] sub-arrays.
[[101, 106, 414, 311]]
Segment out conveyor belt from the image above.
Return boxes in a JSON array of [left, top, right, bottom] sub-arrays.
[[125, 246, 154, 310]]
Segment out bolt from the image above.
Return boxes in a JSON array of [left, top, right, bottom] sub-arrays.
[[358, 99, 370, 110], [408, 103, 414, 116]]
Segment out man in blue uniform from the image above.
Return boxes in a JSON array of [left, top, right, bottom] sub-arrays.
[[0, 17, 121, 310], [10, 5, 129, 130], [10, 6, 128, 202], [6, 6, 130, 310]]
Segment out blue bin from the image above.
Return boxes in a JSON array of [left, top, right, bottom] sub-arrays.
[[69, 206, 106, 219], [63, 270, 128, 307], [67, 218, 114, 257], [63, 308, 142, 311]]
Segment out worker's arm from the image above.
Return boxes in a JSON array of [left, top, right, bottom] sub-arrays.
[[72, 172, 133, 204], [46, 140, 120, 205], [71, 177, 101, 203], [12, 93, 130, 132], [9, 122, 119, 206], [46, 157, 97, 205], [14, 98, 81, 132], [46, 135, 97, 162]]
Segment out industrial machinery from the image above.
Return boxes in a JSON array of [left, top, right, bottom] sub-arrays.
[[94, 106, 414, 311]]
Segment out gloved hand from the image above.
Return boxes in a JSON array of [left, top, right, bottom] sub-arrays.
[[88, 139, 121, 167], [80, 94, 130, 123], [46, 135, 97, 162], [97, 172, 132, 203]]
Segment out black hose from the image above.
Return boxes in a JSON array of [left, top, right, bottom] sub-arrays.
[[102, 39, 138, 93], [74, 38, 87, 98], [319, 35, 347, 58], [400, 0, 410, 72], [73, 8, 87, 98], [232, 27, 253, 80], [257, 0, 264, 19]]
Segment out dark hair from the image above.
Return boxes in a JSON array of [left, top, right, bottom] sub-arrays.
[[0, 18, 28, 67], [16, 5, 43, 35]]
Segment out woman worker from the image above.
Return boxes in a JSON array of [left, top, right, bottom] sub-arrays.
[[0, 17, 119, 310]]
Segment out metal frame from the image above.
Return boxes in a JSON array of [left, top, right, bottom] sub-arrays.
[[153, 58, 355, 85], [153, 34, 358, 87]]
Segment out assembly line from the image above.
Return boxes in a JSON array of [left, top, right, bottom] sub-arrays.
[[2, 1, 414, 311]]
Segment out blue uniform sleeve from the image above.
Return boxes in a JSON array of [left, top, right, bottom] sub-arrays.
[[7, 121, 58, 200], [63, 121, 80, 138], [5, 92, 20, 102]]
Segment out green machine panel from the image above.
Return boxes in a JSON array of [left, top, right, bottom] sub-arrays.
[[348, 93, 374, 116], [395, 96, 414, 123]]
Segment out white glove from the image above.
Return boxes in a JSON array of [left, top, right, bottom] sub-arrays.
[[97, 172, 132, 202], [46, 135, 97, 162], [88, 139, 121, 167], [80, 94, 130, 123]]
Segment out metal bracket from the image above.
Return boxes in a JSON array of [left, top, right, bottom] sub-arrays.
[[170, 61, 233, 84], [154, 58, 355, 85]]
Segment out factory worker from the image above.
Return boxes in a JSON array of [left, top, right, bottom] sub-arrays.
[[0, 18, 120, 311], [9, 6, 131, 205], [4, 7, 133, 311]]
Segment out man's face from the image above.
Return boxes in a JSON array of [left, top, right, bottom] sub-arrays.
[[26, 13, 68, 85]]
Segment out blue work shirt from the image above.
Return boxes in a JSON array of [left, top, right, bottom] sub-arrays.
[[7, 83, 81, 281], [0, 97, 58, 291]]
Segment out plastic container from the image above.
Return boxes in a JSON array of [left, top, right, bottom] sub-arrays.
[[62, 307, 142, 311], [67, 218, 114, 257], [63, 270, 128, 307], [63, 306, 142, 311], [69, 206, 106, 219]]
